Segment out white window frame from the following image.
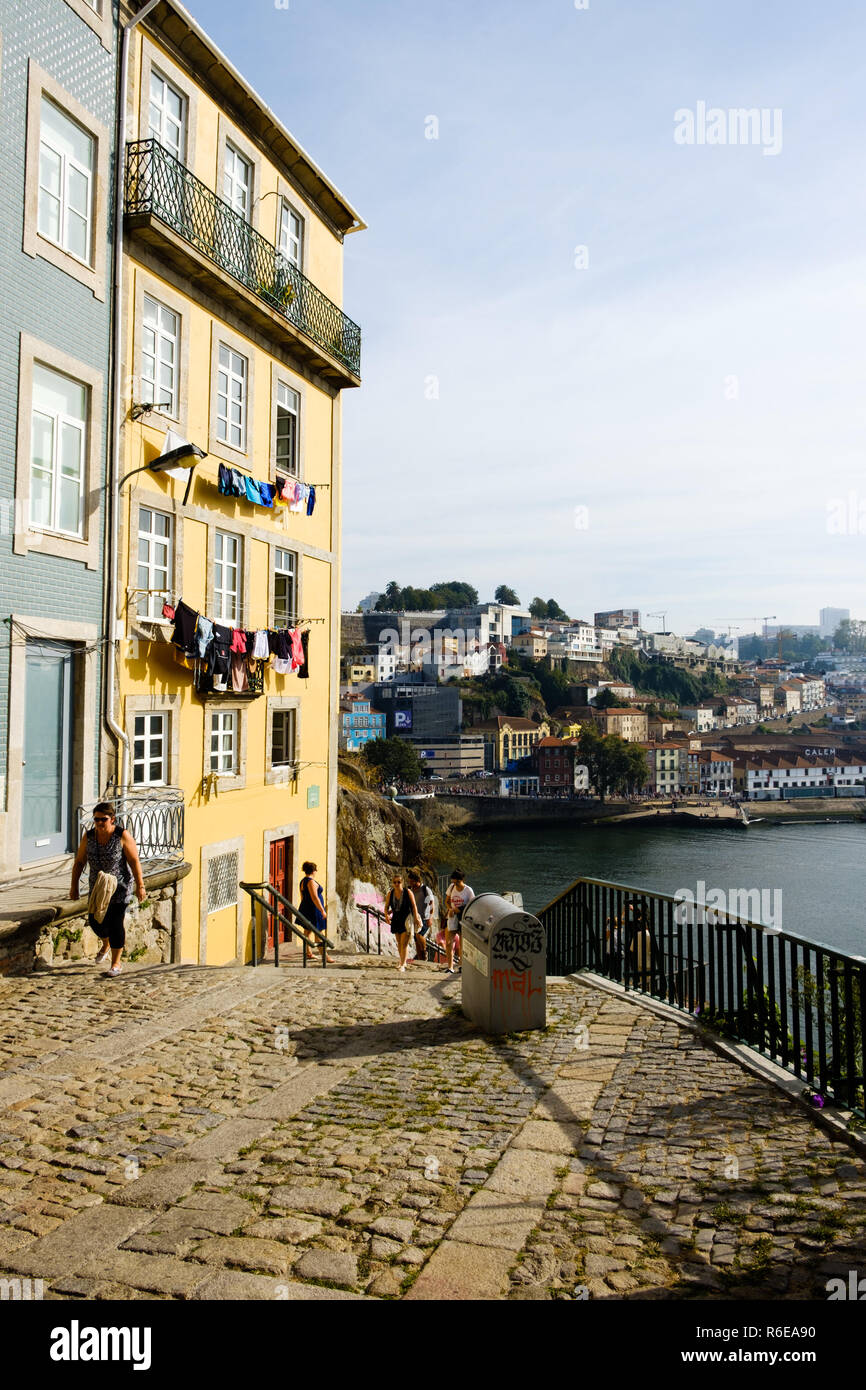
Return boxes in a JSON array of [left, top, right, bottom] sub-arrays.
[[223, 141, 252, 220], [147, 69, 186, 161], [210, 710, 238, 775], [278, 200, 304, 269], [136, 505, 173, 619], [275, 381, 299, 479], [214, 530, 241, 623], [273, 548, 297, 628], [141, 295, 179, 417], [38, 97, 94, 267], [133, 712, 168, 787], [29, 364, 87, 539], [216, 345, 247, 452], [62, 0, 112, 45]]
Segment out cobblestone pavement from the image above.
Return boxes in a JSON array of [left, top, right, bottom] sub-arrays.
[[0, 961, 864, 1300]]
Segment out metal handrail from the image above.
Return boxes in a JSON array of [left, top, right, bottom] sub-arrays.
[[240, 881, 333, 968], [77, 788, 184, 865], [539, 876, 865, 1116], [357, 902, 446, 961], [360, 904, 386, 955], [125, 139, 361, 377]]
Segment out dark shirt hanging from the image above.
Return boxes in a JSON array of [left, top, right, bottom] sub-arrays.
[[172, 601, 199, 654], [209, 623, 232, 678], [298, 629, 310, 679]]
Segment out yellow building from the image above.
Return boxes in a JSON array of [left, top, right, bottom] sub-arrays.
[[474, 717, 551, 773], [114, 1, 363, 963]]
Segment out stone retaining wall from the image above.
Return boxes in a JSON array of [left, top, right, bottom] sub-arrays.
[[0, 864, 190, 977]]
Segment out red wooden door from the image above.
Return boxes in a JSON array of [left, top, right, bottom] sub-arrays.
[[268, 838, 292, 947]]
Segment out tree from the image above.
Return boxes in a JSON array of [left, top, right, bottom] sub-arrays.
[[545, 598, 570, 621], [594, 687, 621, 709], [362, 736, 422, 785], [835, 620, 866, 655], [577, 725, 607, 800], [624, 743, 649, 793], [529, 597, 547, 619], [375, 580, 402, 612], [495, 585, 520, 606], [430, 580, 479, 609], [577, 726, 642, 800]]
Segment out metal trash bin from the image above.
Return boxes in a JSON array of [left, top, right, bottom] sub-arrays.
[[461, 893, 546, 1034]]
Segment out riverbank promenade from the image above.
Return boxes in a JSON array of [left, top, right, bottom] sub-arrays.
[[0, 958, 864, 1301]]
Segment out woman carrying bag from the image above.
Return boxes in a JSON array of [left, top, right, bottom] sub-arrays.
[[70, 802, 146, 976]]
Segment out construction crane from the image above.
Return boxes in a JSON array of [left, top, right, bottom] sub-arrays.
[[647, 611, 667, 632], [777, 629, 794, 661], [763, 615, 777, 640]]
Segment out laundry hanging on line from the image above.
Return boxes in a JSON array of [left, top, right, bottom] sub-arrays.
[[169, 597, 311, 686], [217, 463, 316, 516]]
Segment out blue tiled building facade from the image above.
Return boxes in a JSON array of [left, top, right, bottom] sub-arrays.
[[340, 698, 386, 753], [0, 0, 116, 874]]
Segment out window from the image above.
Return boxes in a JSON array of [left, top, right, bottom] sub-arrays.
[[210, 710, 237, 774], [148, 70, 185, 160], [275, 382, 299, 478], [38, 98, 93, 265], [207, 848, 239, 914], [142, 296, 179, 416], [271, 709, 296, 768], [274, 549, 297, 627], [63, 0, 112, 46], [214, 531, 240, 622], [278, 201, 304, 268], [137, 507, 173, 619], [133, 714, 166, 786], [30, 364, 86, 537], [223, 142, 251, 219], [217, 345, 247, 451]]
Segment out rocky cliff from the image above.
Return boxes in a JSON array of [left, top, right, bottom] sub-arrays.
[[335, 759, 427, 953]]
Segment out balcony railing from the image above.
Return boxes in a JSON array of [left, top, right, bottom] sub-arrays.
[[77, 788, 185, 866], [125, 139, 361, 378]]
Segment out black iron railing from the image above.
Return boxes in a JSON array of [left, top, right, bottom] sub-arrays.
[[240, 880, 334, 967], [125, 139, 361, 377], [77, 788, 184, 865], [540, 876, 865, 1116], [357, 902, 445, 962]]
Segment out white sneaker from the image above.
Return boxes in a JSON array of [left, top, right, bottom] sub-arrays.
[[94, 950, 108, 965], [106, 965, 122, 977]]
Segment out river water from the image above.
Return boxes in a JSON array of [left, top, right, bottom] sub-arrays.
[[456, 820, 866, 958]]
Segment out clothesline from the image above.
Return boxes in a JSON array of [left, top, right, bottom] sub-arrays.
[[212, 458, 331, 488], [169, 596, 314, 692], [216, 465, 321, 516]]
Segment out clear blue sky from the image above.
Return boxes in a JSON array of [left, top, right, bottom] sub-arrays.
[[201, 0, 866, 634]]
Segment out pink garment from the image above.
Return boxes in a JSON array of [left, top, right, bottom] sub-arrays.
[[290, 628, 304, 671], [231, 652, 248, 692], [230, 629, 247, 654]]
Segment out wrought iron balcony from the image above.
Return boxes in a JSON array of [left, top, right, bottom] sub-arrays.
[[77, 788, 185, 867], [125, 139, 361, 381]]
